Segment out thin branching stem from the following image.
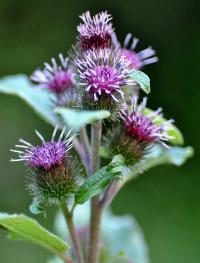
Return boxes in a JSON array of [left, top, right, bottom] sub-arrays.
[[61, 201, 85, 263], [79, 127, 92, 176], [100, 180, 121, 208], [73, 136, 90, 177], [88, 121, 103, 263]]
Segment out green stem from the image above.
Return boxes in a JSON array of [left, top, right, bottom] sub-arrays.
[[100, 180, 121, 208], [61, 202, 84, 263], [80, 127, 91, 176], [88, 121, 102, 263]]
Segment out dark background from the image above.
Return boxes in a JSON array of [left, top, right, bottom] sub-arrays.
[[0, 0, 199, 262]]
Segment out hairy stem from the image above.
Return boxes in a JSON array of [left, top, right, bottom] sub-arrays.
[[88, 121, 102, 263], [80, 127, 91, 176], [61, 202, 84, 263], [73, 136, 90, 177], [100, 180, 121, 208]]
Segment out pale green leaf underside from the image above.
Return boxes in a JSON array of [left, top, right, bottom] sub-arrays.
[[124, 145, 194, 183], [130, 71, 150, 94], [102, 210, 149, 263], [47, 256, 64, 263], [75, 155, 124, 204], [144, 107, 184, 145], [99, 145, 193, 186], [55, 203, 149, 263], [0, 213, 69, 257], [0, 74, 58, 125], [55, 107, 110, 131]]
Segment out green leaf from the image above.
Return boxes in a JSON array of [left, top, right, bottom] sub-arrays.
[[125, 145, 194, 183], [0, 213, 69, 258], [130, 71, 150, 94], [47, 256, 63, 263], [55, 107, 110, 131], [144, 107, 184, 145], [102, 210, 149, 263], [55, 203, 149, 263], [0, 74, 58, 125], [75, 155, 124, 204]]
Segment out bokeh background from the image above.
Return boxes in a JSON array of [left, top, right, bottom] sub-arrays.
[[0, 0, 199, 262]]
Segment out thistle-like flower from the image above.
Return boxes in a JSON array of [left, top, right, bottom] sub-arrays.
[[31, 54, 76, 106], [122, 97, 173, 145], [10, 127, 81, 204], [105, 97, 173, 164], [77, 11, 114, 51], [119, 33, 158, 70], [75, 48, 136, 112]]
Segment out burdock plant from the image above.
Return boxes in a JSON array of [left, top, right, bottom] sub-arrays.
[[0, 10, 193, 263]]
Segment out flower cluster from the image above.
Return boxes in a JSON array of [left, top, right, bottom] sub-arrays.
[[31, 11, 158, 110], [12, 10, 174, 204]]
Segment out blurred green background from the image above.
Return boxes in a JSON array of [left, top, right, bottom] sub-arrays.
[[0, 0, 199, 262]]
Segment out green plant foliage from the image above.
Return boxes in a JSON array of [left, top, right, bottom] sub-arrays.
[[75, 155, 124, 204], [47, 256, 64, 263], [130, 71, 150, 94], [125, 144, 194, 182], [144, 108, 184, 145], [55, 107, 110, 131], [102, 210, 149, 263], [99, 145, 193, 185], [0, 74, 58, 125], [55, 202, 149, 263], [0, 213, 69, 258]]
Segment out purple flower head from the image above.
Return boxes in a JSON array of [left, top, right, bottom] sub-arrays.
[[11, 127, 74, 170], [122, 96, 174, 146], [75, 48, 135, 102], [77, 11, 114, 50], [117, 33, 158, 70], [31, 54, 74, 93]]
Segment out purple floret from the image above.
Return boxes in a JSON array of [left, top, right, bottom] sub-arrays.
[[122, 97, 174, 146], [77, 11, 113, 50], [75, 48, 136, 102], [11, 127, 74, 170], [28, 142, 65, 170], [31, 54, 73, 93]]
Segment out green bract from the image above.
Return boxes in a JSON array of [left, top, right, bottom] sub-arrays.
[[130, 71, 150, 94]]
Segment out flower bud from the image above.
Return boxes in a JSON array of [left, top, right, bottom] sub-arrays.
[[31, 54, 77, 106], [105, 97, 174, 165], [11, 127, 82, 205], [77, 11, 114, 51]]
